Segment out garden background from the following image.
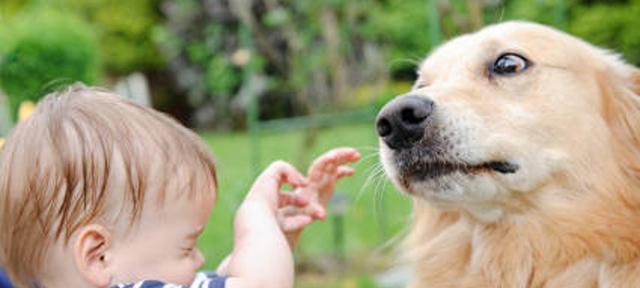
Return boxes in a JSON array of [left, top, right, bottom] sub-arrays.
[[1, 0, 639, 287]]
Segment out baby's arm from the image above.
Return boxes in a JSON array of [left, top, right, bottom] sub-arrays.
[[224, 161, 308, 288]]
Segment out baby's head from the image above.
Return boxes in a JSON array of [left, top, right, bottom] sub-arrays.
[[0, 85, 218, 287]]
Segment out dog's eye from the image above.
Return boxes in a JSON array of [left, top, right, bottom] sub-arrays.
[[491, 53, 529, 76]]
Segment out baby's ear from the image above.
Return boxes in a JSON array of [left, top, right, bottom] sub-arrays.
[[74, 224, 112, 287]]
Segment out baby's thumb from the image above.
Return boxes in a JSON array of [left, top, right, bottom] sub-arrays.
[[250, 161, 307, 198]]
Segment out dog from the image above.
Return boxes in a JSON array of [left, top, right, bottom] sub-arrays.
[[376, 21, 640, 287]]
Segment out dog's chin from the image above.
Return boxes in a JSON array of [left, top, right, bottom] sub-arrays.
[[380, 146, 520, 221], [388, 164, 499, 202], [392, 170, 508, 221]]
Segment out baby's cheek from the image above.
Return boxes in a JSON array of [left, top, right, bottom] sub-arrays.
[[158, 258, 199, 285], [170, 266, 198, 285]]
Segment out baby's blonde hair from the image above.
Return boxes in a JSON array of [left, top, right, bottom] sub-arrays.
[[0, 85, 217, 287]]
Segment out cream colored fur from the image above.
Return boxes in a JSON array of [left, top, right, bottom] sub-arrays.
[[379, 21, 640, 287]]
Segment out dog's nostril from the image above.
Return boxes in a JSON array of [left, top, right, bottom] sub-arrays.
[[376, 95, 435, 150], [401, 106, 428, 125], [376, 118, 392, 137]]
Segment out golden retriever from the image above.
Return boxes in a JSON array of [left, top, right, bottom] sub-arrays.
[[376, 21, 640, 287]]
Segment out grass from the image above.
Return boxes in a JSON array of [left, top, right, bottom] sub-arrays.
[[197, 123, 412, 287]]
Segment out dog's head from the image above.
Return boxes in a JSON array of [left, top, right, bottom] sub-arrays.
[[377, 21, 640, 221]]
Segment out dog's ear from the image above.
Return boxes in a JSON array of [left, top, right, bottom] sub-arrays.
[[599, 59, 640, 177]]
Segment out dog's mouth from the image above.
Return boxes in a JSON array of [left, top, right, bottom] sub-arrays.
[[402, 160, 519, 181]]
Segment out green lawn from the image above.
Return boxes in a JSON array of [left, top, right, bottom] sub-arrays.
[[197, 123, 411, 287]]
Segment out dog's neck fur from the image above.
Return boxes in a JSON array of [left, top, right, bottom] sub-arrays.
[[407, 170, 640, 287]]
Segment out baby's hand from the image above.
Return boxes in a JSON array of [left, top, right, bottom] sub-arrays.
[[278, 147, 360, 247], [241, 160, 313, 216], [304, 147, 360, 218], [235, 161, 311, 238], [227, 161, 311, 287]]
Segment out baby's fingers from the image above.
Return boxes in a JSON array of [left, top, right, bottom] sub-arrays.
[[325, 148, 360, 166], [279, 192, 309, 208], [279, 202, 326, 221], [336, 166, 355, 179], [272, 161, 308, 187], [255, 161, 307, 191], [309, 204, 326, 220], [310, 147, 360, 174], [280, 214, 313, 232], [247, 161, 308, 208]]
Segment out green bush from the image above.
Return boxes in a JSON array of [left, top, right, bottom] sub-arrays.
[[0, 9, 100, 121], [49, 0, 165, 75], [570, 1, 640, 65], [361, 0, 433, 77], [503, 0, 568, 28]]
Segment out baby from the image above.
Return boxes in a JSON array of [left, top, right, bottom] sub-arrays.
[[0, 85, 359, 288]]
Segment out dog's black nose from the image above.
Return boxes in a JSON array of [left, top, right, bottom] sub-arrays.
[[376, 95, 434, 150]]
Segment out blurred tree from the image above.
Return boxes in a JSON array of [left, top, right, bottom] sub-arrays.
[[500, 0, 640, 65], [156, 0, 243, 128], [503, 0, 567, 27], [2, 0, 639, 130], [570, 0, 640, 65], [48, 0, 166, 75], [47, 0, 193, 124], [0, 9, 100, 121], [0, 0, 28, 21], [0, 0, 191, 125], [360, 0, 433, 81], [1, 0, 165, 76], [158, 0, 389, 129]]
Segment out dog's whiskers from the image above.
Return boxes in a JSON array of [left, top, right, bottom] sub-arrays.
[[358, 162, 386, 202]]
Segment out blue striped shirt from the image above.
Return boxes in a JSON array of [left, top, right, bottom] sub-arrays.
[[111, 271, 226, 288]]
